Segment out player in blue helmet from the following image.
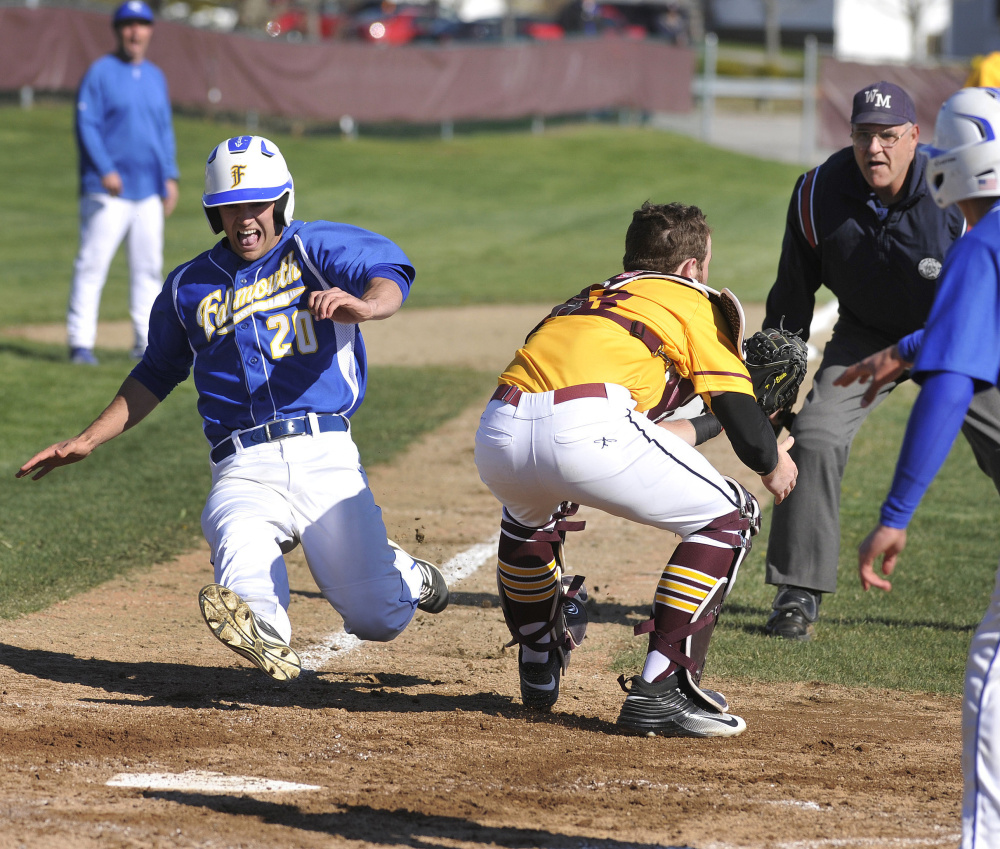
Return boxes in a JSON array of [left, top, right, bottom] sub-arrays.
[[68, 0, 179, 365], [853, 87, 1000, 849], [18, 135, 449, 682]]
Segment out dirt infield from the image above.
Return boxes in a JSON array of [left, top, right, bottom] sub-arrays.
[[0, 308, 963, 849]]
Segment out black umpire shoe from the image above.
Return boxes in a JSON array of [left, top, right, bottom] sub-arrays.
[[764, 585, 821, 641], [616, 673, 747, 738]]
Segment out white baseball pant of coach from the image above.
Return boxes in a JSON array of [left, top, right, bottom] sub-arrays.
[[200, 421, 424, 645], [474, 383, 740, 536], [964, 564, 1000, 848], [67, 192, 164, 353]]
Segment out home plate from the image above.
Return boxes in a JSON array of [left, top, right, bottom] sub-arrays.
[[107, 771, 322, 793]]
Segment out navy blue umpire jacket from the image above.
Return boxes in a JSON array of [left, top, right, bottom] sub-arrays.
[[764, 146, 966, 348]]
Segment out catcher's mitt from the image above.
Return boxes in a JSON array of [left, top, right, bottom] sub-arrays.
[[743, 326, 808, 420]]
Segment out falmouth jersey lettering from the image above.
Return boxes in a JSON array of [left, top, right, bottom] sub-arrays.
[[197, 251, 304, 341]]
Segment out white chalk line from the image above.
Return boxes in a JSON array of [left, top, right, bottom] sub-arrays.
[[807, 299, 839, 361], [296, 535, 498, 670]]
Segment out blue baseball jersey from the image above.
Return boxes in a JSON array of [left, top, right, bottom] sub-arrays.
[[913, 204, 1000, 387], [879, 201, 1000, 527], [131, 219, 414, 447], [75, 54, 179, 200]]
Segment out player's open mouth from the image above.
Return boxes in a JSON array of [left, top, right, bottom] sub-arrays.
[[237, 229, 260, 248]]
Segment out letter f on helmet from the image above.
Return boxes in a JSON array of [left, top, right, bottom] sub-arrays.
[[202, 136, 295, 234]]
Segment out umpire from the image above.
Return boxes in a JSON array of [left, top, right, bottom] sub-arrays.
[[762, 80, 1000, 640]]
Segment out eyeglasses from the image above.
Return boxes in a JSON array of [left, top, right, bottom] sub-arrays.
[[851, 124, 913, 149]]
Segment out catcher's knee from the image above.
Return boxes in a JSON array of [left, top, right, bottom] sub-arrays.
[[496, 508, 588, 653]]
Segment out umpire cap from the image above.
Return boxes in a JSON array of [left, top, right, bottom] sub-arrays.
[[851, 81, 917, 126]]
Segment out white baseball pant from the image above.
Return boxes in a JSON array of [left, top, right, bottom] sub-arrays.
[[200, 424, 423, 644], [963, 562, 1000, 848], [474, 383, 740, 537], [67, 193, 164, 352]]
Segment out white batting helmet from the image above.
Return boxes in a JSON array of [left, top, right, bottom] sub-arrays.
[[926, 87, 1000, 209], [202, 135, 295, 234]]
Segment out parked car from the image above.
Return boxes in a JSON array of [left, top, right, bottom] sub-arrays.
[[266, 1, 345, 39], [433, 16, 565, 43], [341, 3, 458, 44]]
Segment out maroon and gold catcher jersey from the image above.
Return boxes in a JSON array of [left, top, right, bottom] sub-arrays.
[[499, 272, 754, 415]]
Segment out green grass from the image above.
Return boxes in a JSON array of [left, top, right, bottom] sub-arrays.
[[3, 102, 990, 698], [0, 337, 490, 619], [2, 101, 802, 328], [613, 381, 1000, 697]]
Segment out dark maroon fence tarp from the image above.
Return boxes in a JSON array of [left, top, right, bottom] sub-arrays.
[[0, 7, 696, 122]]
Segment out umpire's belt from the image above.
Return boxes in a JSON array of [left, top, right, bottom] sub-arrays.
[[210, 414, 348, 463], [491, 383, 608, 406]]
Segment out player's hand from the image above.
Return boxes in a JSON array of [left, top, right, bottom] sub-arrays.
[[761, 435, 797, 505], [16, 438, 96, 481], [307, 288, 377, 323], [833, 345, 910, 408], [101, 171, 123, 197], [163, 179, 179, 218], [857, 524, 907, 592]]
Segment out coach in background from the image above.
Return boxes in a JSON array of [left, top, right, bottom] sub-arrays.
[[67, 0, 180, 366], [19, 135, 448, 682], [475, 202, 796, 737], [760, 81, 1000, 641], [856, 86, 1000, 849]]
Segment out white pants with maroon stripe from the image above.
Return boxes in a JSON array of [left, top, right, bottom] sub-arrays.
[[474, 383, 739, 537], [67, 193, 164, 352]]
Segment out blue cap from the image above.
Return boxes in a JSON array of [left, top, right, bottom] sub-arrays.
[[113, 1, 155, 25], [851, 81, 917, 126]]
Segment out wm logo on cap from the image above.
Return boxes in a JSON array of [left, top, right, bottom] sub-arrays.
[[865, 90, 892, 108]]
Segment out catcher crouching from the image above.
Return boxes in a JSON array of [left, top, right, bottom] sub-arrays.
[[474, 202, 798, 737]]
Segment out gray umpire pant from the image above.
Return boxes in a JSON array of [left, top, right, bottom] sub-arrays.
[[765, 322, 1000, 595]]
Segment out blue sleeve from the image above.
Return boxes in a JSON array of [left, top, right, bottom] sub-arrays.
[[367, 262, 410, 293], [304, 223, 415, 300], [896, 329, 924, 363], [75, 64, 115, 179], [879, 371, 974, 528], [913, 229, 1000, 388]]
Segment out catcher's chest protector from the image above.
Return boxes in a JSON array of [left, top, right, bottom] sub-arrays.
[[531, 271, 748, 422]]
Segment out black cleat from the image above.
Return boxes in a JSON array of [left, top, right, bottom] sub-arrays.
[[519, 647, 564, 710], [764, 585, 821, 641], [616, 673, 746, 738], [389, 540, 450, 614]]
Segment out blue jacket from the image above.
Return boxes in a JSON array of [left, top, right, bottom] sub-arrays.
[[764, 146, 966, 346], [131, 220, 414, 448], [75, 54, 179, 200]]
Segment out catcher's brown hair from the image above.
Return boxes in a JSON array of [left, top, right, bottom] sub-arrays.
[[622, 202, 711, 276]]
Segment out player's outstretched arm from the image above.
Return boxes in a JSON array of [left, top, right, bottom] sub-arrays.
[[857, 524, 907, 592], [308, 277, 404, 323], [16, 377, 161, 481], [833, 344, 911, 408]]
